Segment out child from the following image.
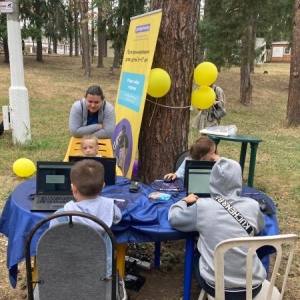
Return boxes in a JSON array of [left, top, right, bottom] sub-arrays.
[[168, 158, 266, 299], [164, 135, 219, 181], [49, 159, 121, 276], [81, 134, 101, 157]]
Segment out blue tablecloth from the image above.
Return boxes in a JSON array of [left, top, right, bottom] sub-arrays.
[[0, 176, 279, 291]]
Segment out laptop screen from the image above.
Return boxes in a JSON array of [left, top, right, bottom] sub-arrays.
[[68, 156, 116, 185], [185, 160, 215, 197], [36, 162, 74, 195]]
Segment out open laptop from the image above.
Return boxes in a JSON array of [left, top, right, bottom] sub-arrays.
[[31, 162, 75, 212], [184, 160, 216, 197], [68, 156, 116, 185]]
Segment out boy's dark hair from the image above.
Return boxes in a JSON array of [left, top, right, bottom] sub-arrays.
[[189, 136, 216, 160], [85, 85, 105, 101], [71, 159, 104, 197]]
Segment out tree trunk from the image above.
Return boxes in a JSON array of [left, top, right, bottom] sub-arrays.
[[53, 38, 58, 54], [97, 33, 106, 67], [240, 13, 253, 105], [36, 38, 43, 62], [91, 14, 95, 63], [35, 0, 43, 62], [250, 26, 256, 73], [97, 6, 104, 68], [113, 15, 122, 69], [68, 0, 73, 56], [138, 0, 201, 183], [113, 51, 120, 68], [74, 0, 79, 56], [80, 0, 91, 77], [286, 0, 300, 126]]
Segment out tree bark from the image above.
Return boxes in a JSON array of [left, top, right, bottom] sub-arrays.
[[138, 0, 201, 183], [240, 12, 254, 105], [35, 0, 43, 62], [113, 14, 122, 69], [79, 0, 91, 77], [97, 6, 104, 68], [74, 0, 79, 56], [286, 0, 300, 126], [68, 0, 73, 56]]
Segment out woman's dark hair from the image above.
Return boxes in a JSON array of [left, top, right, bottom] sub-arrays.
[[85, 85, 105, 100]]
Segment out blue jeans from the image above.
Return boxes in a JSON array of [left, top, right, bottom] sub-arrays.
[[193, 251, 262, 300]]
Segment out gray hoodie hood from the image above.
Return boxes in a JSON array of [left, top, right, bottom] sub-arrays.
[[210, 157, 242, 200]]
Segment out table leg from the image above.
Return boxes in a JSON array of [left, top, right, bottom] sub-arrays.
[[248, 143, 259, 188], [116, 243, 126, 277], [154, 241, 161, 269], [183, 237, 195, 300], [239, 142, 248, 175]]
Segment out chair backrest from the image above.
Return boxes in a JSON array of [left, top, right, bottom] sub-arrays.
[[173, 149, 189, 172], [213, 234, 298, 300], [63, 137, 115, 161], [25, 211, 117, 300], [63, 137, 122, 176]]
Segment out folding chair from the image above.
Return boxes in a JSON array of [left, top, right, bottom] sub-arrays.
[[25, 211, 127, 300], [198, 234, 297, 300]]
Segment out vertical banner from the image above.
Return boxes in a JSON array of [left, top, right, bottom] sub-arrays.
[[112, 9, 162, 178]]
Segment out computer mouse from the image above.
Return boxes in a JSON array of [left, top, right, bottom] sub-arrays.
[[164, 177, 174, 183], [258, 198, 267, 212]]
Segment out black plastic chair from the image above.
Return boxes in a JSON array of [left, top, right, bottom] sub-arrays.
[[173, 149, 189, 172]]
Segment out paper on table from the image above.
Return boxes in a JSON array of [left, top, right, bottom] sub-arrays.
[[200, 129, 229, 136], [200, 125, 237, 136]]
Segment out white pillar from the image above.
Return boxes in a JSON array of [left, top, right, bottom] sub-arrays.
[[6, 0, 31, 143]]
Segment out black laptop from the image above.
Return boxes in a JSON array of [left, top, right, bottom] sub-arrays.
[[31, 162, 75, 212], [184, 160, 216, 197], [68, 156, 116, 185]]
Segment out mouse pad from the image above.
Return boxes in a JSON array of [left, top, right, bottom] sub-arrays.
[[151, 179, 184, 192]]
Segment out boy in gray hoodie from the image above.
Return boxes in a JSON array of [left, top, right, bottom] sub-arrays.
[[168, 157, 265, 299], [50, 159, 122, 276]]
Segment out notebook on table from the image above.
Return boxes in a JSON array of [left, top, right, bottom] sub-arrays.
[[184, 160, 216, 197], [68, 156, 116, 185], [31, 162, 75, 212]]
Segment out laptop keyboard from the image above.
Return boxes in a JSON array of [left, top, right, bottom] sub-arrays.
[[37, 195, 74, 204]]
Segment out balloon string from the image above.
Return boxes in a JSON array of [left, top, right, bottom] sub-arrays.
[[146, 98, 191, 109], [148, 98, 158, 127]]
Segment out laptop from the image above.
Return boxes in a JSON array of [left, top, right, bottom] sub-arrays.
[[31, 162, 75, 212], [68, 156, 116, 185], [184, 160, 216, 197]]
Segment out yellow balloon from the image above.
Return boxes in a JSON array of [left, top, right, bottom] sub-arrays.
[[13, 158, 36, 178], [191, 86, 215, 110], [147, 68, 171, 98], [194, 62, 218, 86]]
